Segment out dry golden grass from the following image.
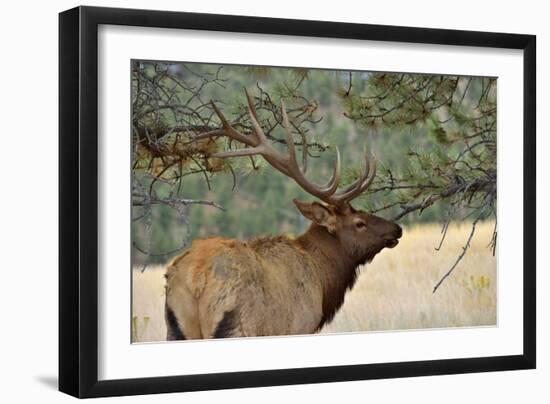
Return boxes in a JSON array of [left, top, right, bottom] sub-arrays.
[[132, 221, 496, 342], [132, 266, 167, 343]]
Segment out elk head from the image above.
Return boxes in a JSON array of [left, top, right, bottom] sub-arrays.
[[292, 200, 401, 264], [200, 89, 402, 263]]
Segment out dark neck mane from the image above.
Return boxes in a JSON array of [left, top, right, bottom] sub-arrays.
[[296, 224, 363, 330]]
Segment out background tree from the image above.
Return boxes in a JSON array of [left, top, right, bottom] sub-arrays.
[[340, 73, 496, 292]]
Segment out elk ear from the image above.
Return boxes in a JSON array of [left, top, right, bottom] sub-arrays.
[[293, 199, 337, 233]]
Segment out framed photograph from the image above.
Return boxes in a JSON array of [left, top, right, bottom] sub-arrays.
[[59, 6, 536, 398]]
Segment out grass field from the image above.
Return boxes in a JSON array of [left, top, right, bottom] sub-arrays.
[[132, 221, 496, 342]]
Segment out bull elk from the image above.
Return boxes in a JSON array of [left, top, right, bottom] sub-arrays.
[[164, 90, 402, 340]]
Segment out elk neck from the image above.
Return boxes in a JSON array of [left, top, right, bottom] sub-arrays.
[[295, 223, 363, 329]]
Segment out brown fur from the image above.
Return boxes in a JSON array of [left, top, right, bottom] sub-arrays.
[[164, 201, 402, 339]]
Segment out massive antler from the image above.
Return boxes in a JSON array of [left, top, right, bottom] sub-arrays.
[[205, 89, 376, 207]]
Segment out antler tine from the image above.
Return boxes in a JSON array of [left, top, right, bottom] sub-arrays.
[[244, 89, 269, 144], [280, 100, 341, 198], [330, 149, 376, 204], [209, 101, 256, 147], [339, 148, 372, 193], [241, 89, 295, 177], [325, 147, 342, 194], [351, 153, 377, 197], [211, 91, 291, 175], [209, 101, 263, 158]]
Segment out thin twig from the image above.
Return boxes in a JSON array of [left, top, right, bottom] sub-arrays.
[[433, 218, 480, 293]]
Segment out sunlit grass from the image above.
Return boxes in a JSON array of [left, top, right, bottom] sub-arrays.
[[132, 266, 166, 343], [132, 221, 496, 342]]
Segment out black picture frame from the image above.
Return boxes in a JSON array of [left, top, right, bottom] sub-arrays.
[[59, 5, 536, 398]]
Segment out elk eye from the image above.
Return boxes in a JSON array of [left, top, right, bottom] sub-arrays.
[[355, 221, 367, 229]]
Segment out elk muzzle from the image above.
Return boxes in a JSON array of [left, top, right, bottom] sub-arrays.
[[383, 223, 402, 248]]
